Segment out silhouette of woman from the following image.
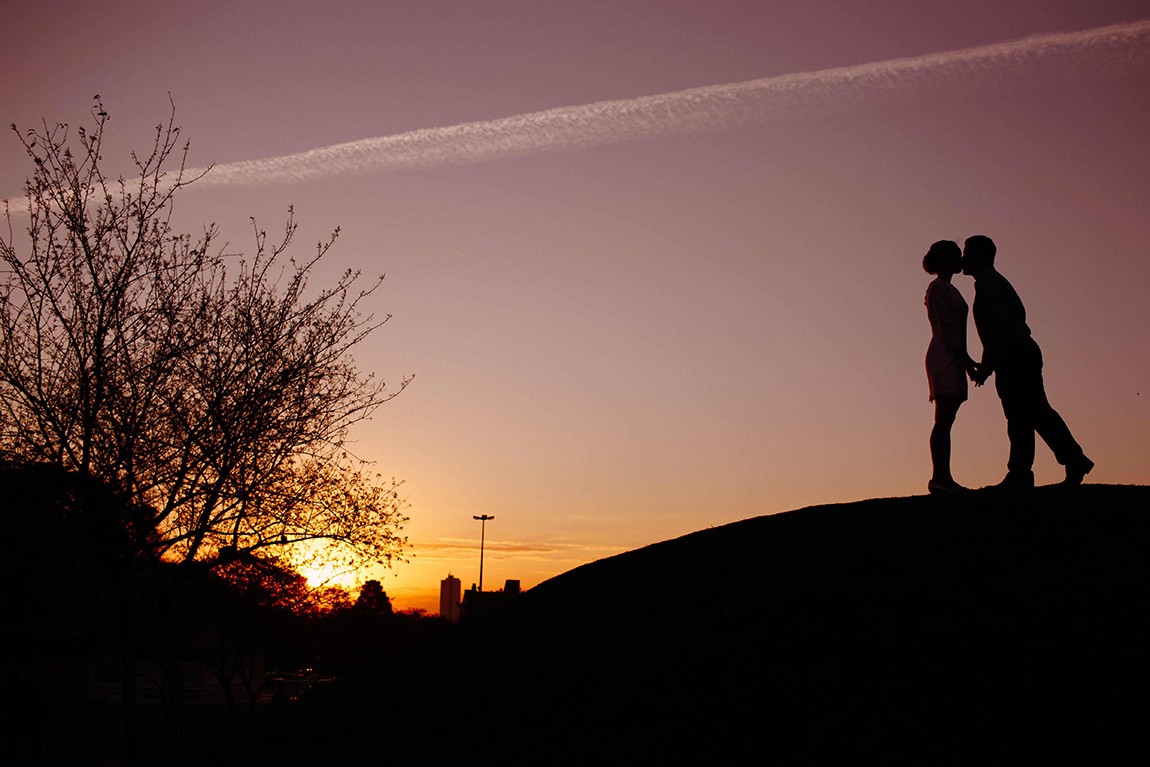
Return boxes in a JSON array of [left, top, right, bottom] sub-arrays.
[[923, 240, 977, 493]]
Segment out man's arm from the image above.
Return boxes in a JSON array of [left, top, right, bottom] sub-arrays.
[[974, 273, 1027, 381]]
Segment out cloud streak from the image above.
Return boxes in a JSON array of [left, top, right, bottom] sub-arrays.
[[6, 19, 1149, 209], [183, 19, 1150, 188], [413, 537, 627, 561]]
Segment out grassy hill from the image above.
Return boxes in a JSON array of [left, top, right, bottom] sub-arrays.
[[178, 484, 1148, 765]]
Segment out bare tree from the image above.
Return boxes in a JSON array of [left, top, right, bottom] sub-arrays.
[[1, 98, 409, 759], [186, 556, 316, 728]]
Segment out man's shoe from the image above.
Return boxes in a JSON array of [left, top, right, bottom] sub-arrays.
[[929, 478, 969, 494], [989, 471, 1035, 489], [1063, 456, 1094, 485]]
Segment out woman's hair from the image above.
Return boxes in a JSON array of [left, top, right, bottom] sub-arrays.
[[923, 240, 959, 275]]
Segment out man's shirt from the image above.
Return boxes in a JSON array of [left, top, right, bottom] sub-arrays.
[[973, 266, 1031, 374]]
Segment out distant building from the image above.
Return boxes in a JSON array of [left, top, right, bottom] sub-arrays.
[[460, 579, 522, 619], [440, 573, 461, 621]]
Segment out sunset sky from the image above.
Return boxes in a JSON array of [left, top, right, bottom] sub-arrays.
[[4, 1, 1148, 612]]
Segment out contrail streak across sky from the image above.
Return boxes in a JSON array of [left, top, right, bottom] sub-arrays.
[[182, 19, 1150, 188], [6, 19, 1150, 208]]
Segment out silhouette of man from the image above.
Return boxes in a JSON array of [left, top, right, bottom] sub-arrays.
[[963, 235, 1093, 487]]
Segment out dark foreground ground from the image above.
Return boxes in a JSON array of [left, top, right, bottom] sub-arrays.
[[176, 484, 1147, 765]]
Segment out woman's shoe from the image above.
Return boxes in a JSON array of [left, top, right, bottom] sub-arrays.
[[928, 478, 969, 494]]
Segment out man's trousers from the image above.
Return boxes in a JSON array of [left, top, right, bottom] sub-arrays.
[[994, 336, 1084, 474]]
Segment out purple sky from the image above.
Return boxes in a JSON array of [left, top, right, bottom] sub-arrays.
[[4, 1, 1149, 611]]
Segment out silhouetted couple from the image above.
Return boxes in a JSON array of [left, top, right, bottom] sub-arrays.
[[922, 235, 1093, 493]]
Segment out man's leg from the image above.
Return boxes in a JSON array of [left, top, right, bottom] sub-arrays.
[[1031, 387, 1084, 466], [1024, 342, 1092, 482], [998, 338, 1091, 484], [1020, 343, 1085, 466], [995, 341, 1037, 485], [999, 387, 1036, 478]]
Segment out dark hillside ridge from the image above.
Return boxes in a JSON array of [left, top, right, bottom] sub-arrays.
[[179, 485, 1148, 765]]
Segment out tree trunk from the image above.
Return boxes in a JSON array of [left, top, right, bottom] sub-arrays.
[[67, 647, 92, 753], [158, 583, 185, 751], [241, 659, 265, 724], [115, 587, 141, 765], [217, 633, 238, 731], [222, 675, 237, 730]]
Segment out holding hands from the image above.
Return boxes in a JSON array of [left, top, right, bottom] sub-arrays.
[[965, 357, 986, 387], [967, 358, 990, 387]]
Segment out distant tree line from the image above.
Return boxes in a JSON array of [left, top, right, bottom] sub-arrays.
[[4, 466, 447, 761]]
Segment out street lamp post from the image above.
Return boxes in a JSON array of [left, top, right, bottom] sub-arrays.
[[473, 514, 494, 591]]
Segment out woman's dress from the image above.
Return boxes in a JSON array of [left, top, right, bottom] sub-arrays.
[[925, 277, 969, 402]]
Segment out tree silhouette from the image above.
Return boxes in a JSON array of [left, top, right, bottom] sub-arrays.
[[354, 579, 394, 617], [187, 556, 317, 726], [1, 99, 410, 759]]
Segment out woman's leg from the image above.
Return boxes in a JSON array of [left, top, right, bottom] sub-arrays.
[[930, 395, 963, 483]]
